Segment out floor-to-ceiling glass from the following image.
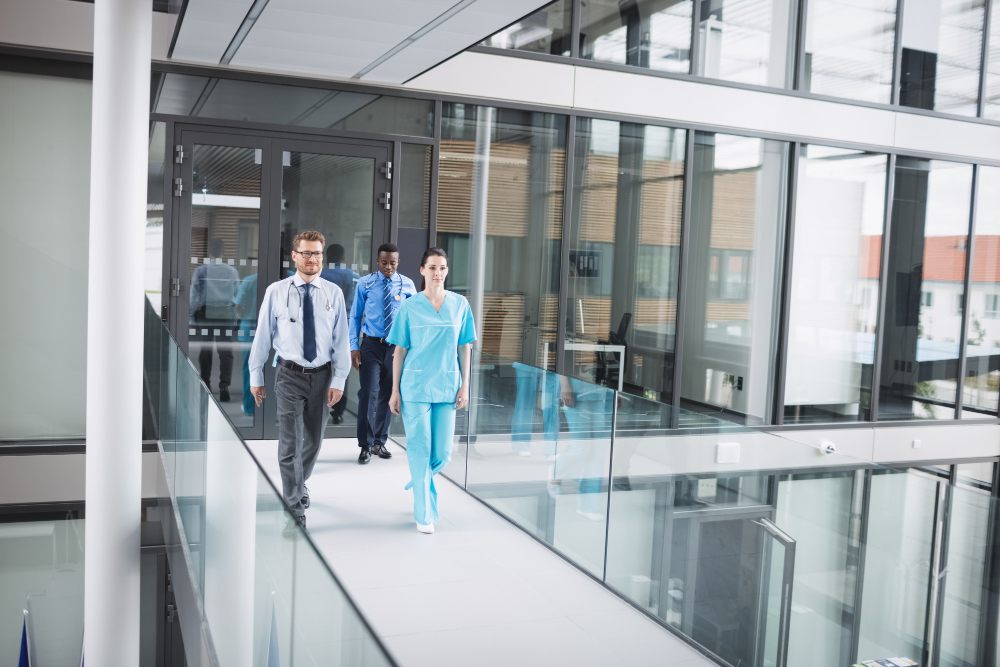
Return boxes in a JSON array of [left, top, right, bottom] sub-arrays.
[[580, 0, 694, 72], [801, 0, 896, 103], [963, 165, 1000, 418], [984, 13, 1000, 119], [898, 0, 986, 116], [567, 119, 687, 401], [783, 146, 887, 423], [680, 132, 788, 424], [481, 0, 573, 55], [695, 0, 798, 87], [877, 158, 973, 421]]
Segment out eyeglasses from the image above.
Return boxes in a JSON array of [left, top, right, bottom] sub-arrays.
[[293, 251, 323, 259]]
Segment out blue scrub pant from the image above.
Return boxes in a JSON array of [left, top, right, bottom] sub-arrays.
[[557, 395, 612, 515], [402, 401, 456, 525], [511, 369, 559, 455]]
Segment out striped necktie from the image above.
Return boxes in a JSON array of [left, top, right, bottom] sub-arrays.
[[383, 275, 394, 335]]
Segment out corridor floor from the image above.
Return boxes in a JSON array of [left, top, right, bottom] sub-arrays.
[[247, 438, 715, 667]]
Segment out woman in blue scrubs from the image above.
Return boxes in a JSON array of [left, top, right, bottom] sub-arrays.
[[388, 248, 476, 533]]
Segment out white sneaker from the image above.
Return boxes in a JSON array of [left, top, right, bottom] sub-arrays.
[[518, 450, 531, 457], [416, 522, 435, 534]]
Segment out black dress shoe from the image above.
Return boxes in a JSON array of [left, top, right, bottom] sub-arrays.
[[219, 387, 230, 402], [302, 485, 310, 509], [374, 443, 392, 459], [358, 447, 371, 464], [330, 412, 344, 424]]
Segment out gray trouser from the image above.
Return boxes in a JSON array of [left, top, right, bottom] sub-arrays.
[[275, 363, 331, 518]]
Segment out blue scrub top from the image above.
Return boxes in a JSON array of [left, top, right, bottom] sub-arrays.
[[387, 291, 477, 403]]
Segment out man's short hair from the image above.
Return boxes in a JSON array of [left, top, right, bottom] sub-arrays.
[[377, 243, 400, 256], [293, 231, 326, 251], [326, 243, 346, 263], [208, 237, 225, 257]]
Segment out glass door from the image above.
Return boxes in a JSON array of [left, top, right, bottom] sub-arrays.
[[262, 139, 391, 440], [754, 517, 796, 667], [167, 128, 391, 440]]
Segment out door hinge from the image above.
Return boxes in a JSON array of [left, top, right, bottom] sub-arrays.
[[173, 178, 184, 197], [166, 604, 175, 623], [379, 192, 391, 210], [171, 278, 181, 297], [380, 161, 393, 180], [174, 144, 185, 164]]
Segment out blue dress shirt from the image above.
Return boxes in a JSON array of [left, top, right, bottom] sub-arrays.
[[320, 266, 360, 313], [248, 274, 351, 390], [349, 271, 417, 350]]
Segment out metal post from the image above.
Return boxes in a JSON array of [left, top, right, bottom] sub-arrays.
[[85, 0, 152, 663], [429, 99, 442, 246], [570, 0, 582, 59], [956, 165, 979, 418], [869, 154, 897, 421], [978, 0, 992, 118], [468, 105, 493, 344], [891, 0, 906, 105], [556, 115, 577, 375], [773, 142, 800, 424], [670, 129, 697, 427], [793, 0, 809, 90]]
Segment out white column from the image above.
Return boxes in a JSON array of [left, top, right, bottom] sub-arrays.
[[468, 106, 493, 345], [85, 0, 152, 664]]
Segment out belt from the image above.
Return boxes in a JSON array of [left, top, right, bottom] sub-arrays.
[[363, 334, 391, 346], [277, 358, 332, 374]]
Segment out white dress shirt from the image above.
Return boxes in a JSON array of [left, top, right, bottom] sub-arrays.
[[248, 273, 350, 390]]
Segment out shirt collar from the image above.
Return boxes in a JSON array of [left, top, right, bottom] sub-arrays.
[[292, 273, 319, 287]]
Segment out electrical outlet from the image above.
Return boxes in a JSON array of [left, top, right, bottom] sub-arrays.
[[736, 376, 743, 391], [716, 442, 741, 463]]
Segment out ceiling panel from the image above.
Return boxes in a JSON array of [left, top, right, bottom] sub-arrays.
[[171, 0, 256, 62]]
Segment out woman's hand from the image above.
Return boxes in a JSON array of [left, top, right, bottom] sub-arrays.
[[389, 391, 403, 415], [456, 385, 469, 410]]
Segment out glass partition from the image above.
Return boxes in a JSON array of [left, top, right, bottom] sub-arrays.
[[694, 0, 798, 87], [985, 15, 1000, 120], [148, 298, 394, 667], [481, 0, 573, 56], [580, 0, 694, 73], [783, 146, 887, 423]]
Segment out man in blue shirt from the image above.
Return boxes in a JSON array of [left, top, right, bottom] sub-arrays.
[[321, 243, 360, 425], [350, 243, 417, 463]]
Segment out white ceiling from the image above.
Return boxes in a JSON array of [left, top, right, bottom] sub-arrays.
[[169, 0, 551, 84]]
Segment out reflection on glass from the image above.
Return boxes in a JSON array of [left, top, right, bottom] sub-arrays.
[[802, 0, 896, 103], [282, 151, 376, 431], [152, 73, 434, 137], [877, 158, 973, 420], [681, 133, 788, 425], [146, 122, 166, 315], [580, 0, 693, 73], [399, 144, 431, 229], [985, 15, 1000, 119], [695, 0, 798, 87], [857, 471, 937, 665], [899, 0, 986, 116], [963, 166, 1000, 418], [438, 104, 566, 371], [784, 146, 887, 423], [188, 144, 261, 428], [567, 119, 687, 401], [482, 0, 573, 55]]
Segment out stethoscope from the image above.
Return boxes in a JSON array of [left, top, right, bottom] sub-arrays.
[[286, 280, 334, 322]]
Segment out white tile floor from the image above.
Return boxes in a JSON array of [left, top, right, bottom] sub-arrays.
[[248, 438, 715, 667]]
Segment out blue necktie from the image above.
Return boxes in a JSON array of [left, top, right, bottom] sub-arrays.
[[383, 275, 394, 335], [302, 283, 316, 362]]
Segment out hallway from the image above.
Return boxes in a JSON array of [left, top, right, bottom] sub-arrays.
[[247, 438, 714, 667]]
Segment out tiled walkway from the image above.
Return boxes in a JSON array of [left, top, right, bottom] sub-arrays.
[[248, 438, 715, 667]]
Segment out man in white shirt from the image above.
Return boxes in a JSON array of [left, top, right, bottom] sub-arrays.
[[248, 231, 351, 532]]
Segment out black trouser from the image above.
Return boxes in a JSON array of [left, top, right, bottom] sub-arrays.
[[275, 363, 331, 519], [356, 336, 394, 449], [196, 321, 234, 390]]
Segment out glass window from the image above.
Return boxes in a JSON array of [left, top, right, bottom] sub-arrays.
[[784, 146, 887, 424], [802, 0, 896, 103], [399, 144, 431, 229], [481, 0, 573, 56], [438, 105, 566, 370], [963, 165, 1000, 418], [566, 120, 687, 400], [877, 158, 973, 420], [695, 0, 798, 87], [580, 0, 693, 73], [151, 72, 434, 137], [985, 13, 1000, 119], [899, 0, 986, 116], [681, 133, 789, 424]]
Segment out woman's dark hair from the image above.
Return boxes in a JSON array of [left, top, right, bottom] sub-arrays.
[[419, 247, 448, 291]]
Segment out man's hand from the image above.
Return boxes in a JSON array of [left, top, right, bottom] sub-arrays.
[[251, 385, 265, 407], [327, 388, 344, 407], [351, 350, 362, 371]]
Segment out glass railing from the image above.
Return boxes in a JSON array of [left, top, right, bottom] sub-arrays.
[[387, 350, 1000, 667], [145, 299, 395, 667]]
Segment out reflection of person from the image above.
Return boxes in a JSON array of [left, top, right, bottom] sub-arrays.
[[321, 244, 360, 424], [511, 363, 560, 457], [248, 231, 351, 533], [389, 248, 476, 534], [189, 237, 241, 401], [234, 273, 259, 416], [551, 376, 613, 520], [350, 243, 417, 463]]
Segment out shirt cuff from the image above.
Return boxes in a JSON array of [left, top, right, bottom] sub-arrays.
[[330, 375, 346, 390], [250, 371, 265, 387]]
